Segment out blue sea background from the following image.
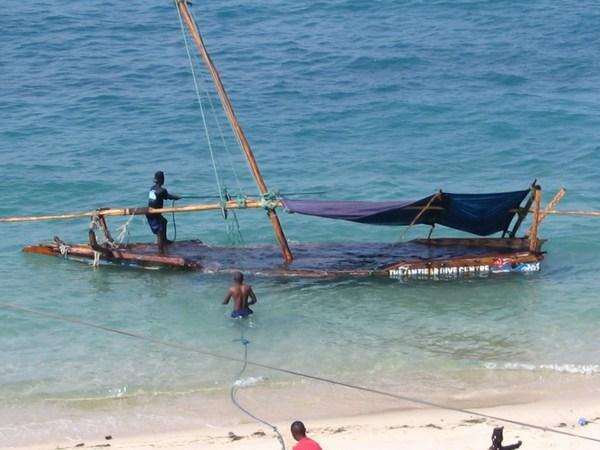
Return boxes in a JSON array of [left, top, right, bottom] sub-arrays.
[[1, 0, 599, 444]]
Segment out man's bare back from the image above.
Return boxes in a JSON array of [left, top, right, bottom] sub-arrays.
[[223, 271, 257, 318]]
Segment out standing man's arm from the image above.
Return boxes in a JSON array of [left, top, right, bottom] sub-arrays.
[[164, 188, 182, 201]]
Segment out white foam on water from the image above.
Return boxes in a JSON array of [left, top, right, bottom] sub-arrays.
[[484, 362, 600, 375], [233, 376, 265, 387]]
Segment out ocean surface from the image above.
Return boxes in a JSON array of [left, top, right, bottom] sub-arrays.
[[1, 0, 600, 445]]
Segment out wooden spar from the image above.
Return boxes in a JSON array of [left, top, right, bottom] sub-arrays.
[[176, 1, 294, 263], [538, 187, 566, 223], [399, 191, 441, 241], [0, 202, 451, 224], [525, 187, 565, 243], [3, 195, 600, 225], [528, 186, 542, 252], [0, 199, 267, 223], [535, 209, 600, 217]]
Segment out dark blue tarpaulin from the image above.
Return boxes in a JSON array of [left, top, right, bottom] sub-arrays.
[[282, 189, 529, 236]]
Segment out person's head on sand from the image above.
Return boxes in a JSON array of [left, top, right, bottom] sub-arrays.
[[290, 420, 306, 441], [233, 271, 244, 284]]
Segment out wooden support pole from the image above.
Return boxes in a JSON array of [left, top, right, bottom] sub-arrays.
[[399, 191, 441, 241], [97, 215, 114, 243], [0, 199, 268, 223], [176, 1, 293, 263], [539, 187, 567, 223], [528, 186, 542, 252], [536, 209, 600, 217], [525, 187, 566, 238]]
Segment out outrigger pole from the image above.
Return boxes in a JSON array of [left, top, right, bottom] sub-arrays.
[[0, 198, 267, 223], [175, 0, 294, 263], [3, 196, 600, 224]]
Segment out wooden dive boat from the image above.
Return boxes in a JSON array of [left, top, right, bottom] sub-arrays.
[[3, 1, 597, 279]]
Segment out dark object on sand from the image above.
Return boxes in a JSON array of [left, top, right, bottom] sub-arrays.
[[228, 431, 243, 441], [489, 426, 522, 450]]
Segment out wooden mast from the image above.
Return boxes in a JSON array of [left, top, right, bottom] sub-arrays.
[[176, 0, 293, 263]]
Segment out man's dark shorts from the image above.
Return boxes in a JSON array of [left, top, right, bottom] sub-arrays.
[[231, 307, 253, 318], [146, 214, 167, 235]]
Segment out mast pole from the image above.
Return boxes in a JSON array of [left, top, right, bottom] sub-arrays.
[[176, 0, 293, 263]]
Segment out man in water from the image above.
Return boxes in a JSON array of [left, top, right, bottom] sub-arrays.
[[290, 421, 322, 450], [146, 171, 181, 254], [223, 271, 257, 318]]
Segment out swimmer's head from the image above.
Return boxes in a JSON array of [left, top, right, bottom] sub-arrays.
[[233, 271, 244, 283]]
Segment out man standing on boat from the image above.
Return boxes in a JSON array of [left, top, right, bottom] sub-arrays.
[[146, 171, 181, 254]]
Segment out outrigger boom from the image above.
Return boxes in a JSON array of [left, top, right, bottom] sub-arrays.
[[3, 199, 600, 224]]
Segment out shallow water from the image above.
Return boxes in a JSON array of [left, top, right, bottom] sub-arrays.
[[1, 0, 600, 445]]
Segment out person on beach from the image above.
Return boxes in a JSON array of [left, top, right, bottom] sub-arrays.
[[223, 271, 257, 318], [488, 426, 522, 450], [291, 421, 322, 450], [146, 171, 181, 254]]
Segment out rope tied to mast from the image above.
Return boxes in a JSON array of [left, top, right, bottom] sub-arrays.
[[260, 191, 280, 211]]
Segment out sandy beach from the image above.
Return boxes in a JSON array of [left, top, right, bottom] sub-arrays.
[[6, 389, 599, 450]]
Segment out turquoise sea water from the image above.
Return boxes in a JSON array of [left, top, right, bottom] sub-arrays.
[[1, 0, 600, 445]]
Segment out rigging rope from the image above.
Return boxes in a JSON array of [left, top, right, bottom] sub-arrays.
[[115, 213, 136, 247], [175, 3, 225, 206], [187, 26, 244, 195], [187, 6, 256, 197], [1, 302, 599, 445], [170, 199, 177, 242], [176, 2, 244, 244]]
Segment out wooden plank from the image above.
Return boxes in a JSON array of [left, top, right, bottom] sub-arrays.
[[24, 242, 199, 269], [413, 237, 534, 250]]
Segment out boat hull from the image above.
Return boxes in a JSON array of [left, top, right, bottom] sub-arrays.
[[23, 238, 543, 278]]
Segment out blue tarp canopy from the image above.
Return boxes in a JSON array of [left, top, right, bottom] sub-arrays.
[[282, 189, 530, 236]]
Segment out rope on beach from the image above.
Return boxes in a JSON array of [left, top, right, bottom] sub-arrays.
[[230, 330, 286, 450], [2, 302, 600, 445]]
